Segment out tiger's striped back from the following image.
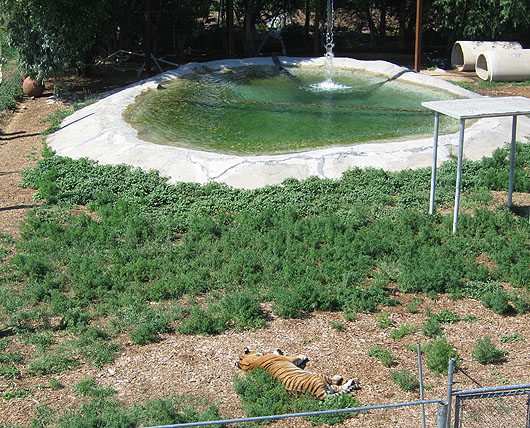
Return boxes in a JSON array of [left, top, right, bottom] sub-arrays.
[[236, 349, 357, 400]]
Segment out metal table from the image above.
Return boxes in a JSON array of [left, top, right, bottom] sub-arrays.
[[422, 96, 530, 233]]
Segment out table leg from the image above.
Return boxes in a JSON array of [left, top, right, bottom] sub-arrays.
[[429, 112, 440, 215], [453, 119, 465, 234], [508, 115, 517, 208]]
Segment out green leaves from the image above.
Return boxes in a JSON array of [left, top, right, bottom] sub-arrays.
[[10, 141, 530, 343]]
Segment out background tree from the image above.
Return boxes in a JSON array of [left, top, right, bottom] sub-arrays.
[[0, 0, 123, 80], [431, 0, 530, 44]]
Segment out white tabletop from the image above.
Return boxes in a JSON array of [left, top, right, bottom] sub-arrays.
[[422, 96, 530, 120]]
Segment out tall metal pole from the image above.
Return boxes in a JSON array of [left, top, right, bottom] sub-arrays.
[[414, 0, 423, 72], [446, 358, 456, 428], [417, 345, 426, 428], [508, 115, 517, 208]]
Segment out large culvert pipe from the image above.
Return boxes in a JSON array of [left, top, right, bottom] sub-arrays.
[[451, 41, 523, 71], [476, 49, 530, 81]]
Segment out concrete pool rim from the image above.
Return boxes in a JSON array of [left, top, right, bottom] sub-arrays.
[[47, 56, 530, 189]]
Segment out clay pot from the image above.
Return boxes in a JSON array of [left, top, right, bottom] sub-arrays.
[[22, 77, 45, 97]]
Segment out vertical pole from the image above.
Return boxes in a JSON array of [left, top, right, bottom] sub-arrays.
[[437, 402, 449, 428], [453, 396, 462, 428], [508, 115, 517, 208], [453, 120, 465, 234], [429, 112, 440, 215], [414, 0, 423, 72], [417, 344, 426, 428], [446, 358, 456, 428]]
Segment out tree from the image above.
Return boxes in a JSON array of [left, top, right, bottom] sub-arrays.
[[431, 0, 530, 44], [0, 0, 122, 80]]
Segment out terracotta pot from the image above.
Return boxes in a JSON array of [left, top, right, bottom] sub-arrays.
[[22, 77, 45, 97]]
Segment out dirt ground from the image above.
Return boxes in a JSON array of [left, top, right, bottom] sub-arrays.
[[1, 60, 530, 428]]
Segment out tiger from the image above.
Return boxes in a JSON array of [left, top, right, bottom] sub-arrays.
[[235, 348, 358, 400]]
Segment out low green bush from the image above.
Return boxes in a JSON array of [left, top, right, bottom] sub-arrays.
[[27, 352, 80, 376], [481, 288, 511, 314], [52, 394, 221, 428], [501, 333, 525, 343], [422, 317, 443, 338], [74, 378, 116, 398], [0, 350, 23, 380], [129, 311, 171, 345], [0, 69, 24, 113], [1, 139, 528, 386], [390, 324, 416, 339], [391, 370, 420, 392], [423, 338, 459, 374], [472, 336, 507, 365], [367, 346, 395, 367], [177, 305, 226, 336], [434, 310, 460, 324]]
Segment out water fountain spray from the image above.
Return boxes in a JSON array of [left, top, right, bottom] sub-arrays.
[[324, 0, 335, 82]]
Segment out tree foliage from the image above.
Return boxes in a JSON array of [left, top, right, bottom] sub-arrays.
[[431, 0, 530, 43], [0, 0, 121, 79], [1, 0, 529, 79]]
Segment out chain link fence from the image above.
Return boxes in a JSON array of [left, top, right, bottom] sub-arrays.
[[452, 383, 530, 428]]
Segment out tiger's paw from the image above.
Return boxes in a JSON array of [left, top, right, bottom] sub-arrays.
[[343, 379, 360, 392]]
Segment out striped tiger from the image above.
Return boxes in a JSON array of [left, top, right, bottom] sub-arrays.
[[236, 348, 358, 400]]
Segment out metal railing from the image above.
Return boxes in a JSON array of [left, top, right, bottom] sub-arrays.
[[146, 398, 449, 428]]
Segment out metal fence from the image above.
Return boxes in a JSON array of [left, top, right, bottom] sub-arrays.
[[452, 384, 530, 428], [145, 399, 449, 428]]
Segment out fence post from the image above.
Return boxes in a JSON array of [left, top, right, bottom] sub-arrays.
[[437, 402, 448, 428], [445, 358, 456, 428], [417, 344, 426, 428]]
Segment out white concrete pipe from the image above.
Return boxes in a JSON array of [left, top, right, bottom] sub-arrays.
[[451, 41, 523, 71], [476, 49, 530, 81]]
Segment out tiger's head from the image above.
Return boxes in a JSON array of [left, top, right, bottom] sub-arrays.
[[235, 348, 263, 372]]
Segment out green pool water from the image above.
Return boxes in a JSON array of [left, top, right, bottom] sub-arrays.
[[123, 65, 459, 155]]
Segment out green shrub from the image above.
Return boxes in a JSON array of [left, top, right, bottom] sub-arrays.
[[472, 337, 507, 365], [293, 392, 361, 425], [509, 291, 530, 314], [434, 310, 460, 324], [74, 378, 116, 398], [501, 333, 525, 343], [27, 352, 80, 376], [218, 291, 266, 331], [423, 338, 459, 374], [331, 321, 345, 331], [390, 324, 416, 339], [422, 318, 443, 338], [391, 370, 420, 392], [368, 346, 395, 367], [129, 311, 170, 345], [233, 367, 292, 419], [377, 311, 392, 329], [53, 394, 221, 428], [0, 69, 24, 113], [481, 288, 511, 314], [177, 306, 226, 336], [80, 339, 120, 368]]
